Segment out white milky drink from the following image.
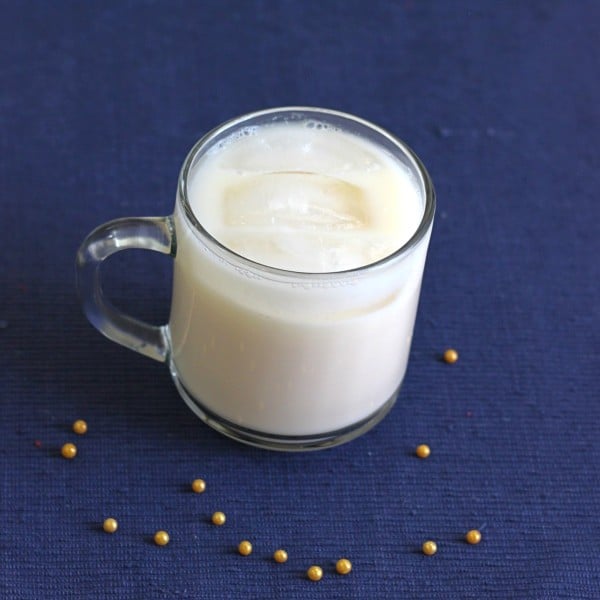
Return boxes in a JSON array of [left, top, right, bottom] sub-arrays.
[[168, 116, 433, 438], [189, 123, 422, 272]]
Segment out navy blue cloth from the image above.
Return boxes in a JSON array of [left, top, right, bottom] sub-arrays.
[[1, 1, 598, 598]]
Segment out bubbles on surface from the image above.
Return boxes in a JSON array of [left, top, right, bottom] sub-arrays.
[[303, 119, 334, 131], [214, 126, 259, 152]]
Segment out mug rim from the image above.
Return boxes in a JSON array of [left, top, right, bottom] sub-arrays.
[[177, 106, 435, 279]]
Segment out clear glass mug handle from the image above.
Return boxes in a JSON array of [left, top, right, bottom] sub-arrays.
[[75, 216, 175, 363]]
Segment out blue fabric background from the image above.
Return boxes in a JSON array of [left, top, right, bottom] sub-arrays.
[[1, 1, 598, 598]]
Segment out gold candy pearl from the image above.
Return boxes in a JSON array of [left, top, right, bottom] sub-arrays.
[[422, 540, 437, 556], [273, 549, 288, 563], [72, 420, 88, 435], [61, 443, 77, 459], [336, 558, 352, 575], [443, 348, 459, 364], [191, 479, 206, 494], [416, 444, 431, 459], [465, 529, 482, 544], [238, 540, 252, 556], [307, 565, 323, 581], [154, 530, 170, 546], [103, 518, 118, 533], [211, 511, 226, 526]]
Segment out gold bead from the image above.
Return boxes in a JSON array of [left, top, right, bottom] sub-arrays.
[[273, 549, 288, 563], [72, 419, 88, 435], [416, 444, 431, 459], [336, 558, 352, 575], [211, 511, 226, 526], [238, 540, 253, 556], [465, 529, 482, 544], [443, 348, 459, 364], [103, 518, 118, 533], [191, 479, 206, 493], [422, 540, 437, 555], [307, 565, 323, 581], [153, 530, 170, 546], [61, 443, 77, 459]]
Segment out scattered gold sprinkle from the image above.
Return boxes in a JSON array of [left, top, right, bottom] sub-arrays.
[[153, 530, 170, 546], [307, 565, 323, 581], [211, 511, 226, 526], [61, 443, 77, 459], [238, 540, 253, 556], [102, 518, 118, 533], [465, 529, 482, 544], [191, 479, 206, 493], [273, 549, 288, 563], [422, 540, 437, 556], [72, 420, 88, 435], [443, 348, 459, 364], [416, 444, 431, 459], [336, 558, 352, 575]]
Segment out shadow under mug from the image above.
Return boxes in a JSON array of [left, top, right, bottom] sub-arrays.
[[76, 107, 435, 451]]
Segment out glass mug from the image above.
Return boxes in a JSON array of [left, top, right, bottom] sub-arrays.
[[76, 107, 435, 451]]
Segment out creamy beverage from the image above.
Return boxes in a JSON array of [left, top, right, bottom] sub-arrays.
[[168, 119, 430, 437], [188, 122, 422, 273], [77, 107, 434, 449]]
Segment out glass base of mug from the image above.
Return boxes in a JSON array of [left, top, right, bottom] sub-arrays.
[[170, 366, 399, 452]]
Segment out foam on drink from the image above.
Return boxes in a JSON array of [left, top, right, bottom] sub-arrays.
[[187, 121, 421, 272]]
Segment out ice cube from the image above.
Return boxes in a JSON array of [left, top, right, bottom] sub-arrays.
[[223, 172, 369, 231]]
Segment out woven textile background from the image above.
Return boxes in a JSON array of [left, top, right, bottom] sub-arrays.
[[1, 1, 598, 598]]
